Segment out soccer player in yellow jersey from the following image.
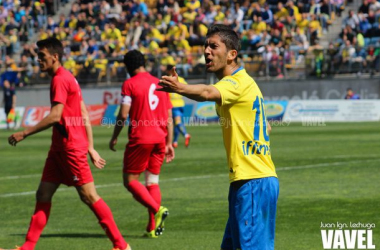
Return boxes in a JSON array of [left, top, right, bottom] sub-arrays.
[[165, 65, 191, 148], [159, 24, 279, 250]]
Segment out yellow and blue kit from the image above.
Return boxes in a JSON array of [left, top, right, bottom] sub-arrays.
[[214, 67, 279, 250]]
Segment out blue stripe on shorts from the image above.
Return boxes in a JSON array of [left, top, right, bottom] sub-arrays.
[[221, 177, 279, 250], [172, 107, 184, 118]]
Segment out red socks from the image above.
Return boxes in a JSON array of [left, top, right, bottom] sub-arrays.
[[21, 202, 51, 250], [127, 180, 160, 214], [147, 184, 161, 205], [146, 184, 161, 232], [91, 198, 127, 250], [21, 200, 127, 250]]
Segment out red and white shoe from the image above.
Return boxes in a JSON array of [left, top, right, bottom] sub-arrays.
[[185, 134, 191, 148]]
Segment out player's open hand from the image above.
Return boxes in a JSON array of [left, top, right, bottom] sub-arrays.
[[158, 67, 181, 93], [165, 144, 175, 163], [8, 131, 26, 146], [109, 138, 117, 151], [89, 148, 106, 169]]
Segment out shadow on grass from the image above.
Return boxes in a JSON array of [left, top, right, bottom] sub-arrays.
[[11, 234, 145, 239]]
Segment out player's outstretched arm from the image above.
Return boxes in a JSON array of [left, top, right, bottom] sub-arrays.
[[165, 109, 175, 163], [267, 120, 272, 135], [8, 102, 64, 146], [12, 93, 16, 109], [109, 103, 130, 151], [81, 100, 106, 169], [158, 67, 222, 104]]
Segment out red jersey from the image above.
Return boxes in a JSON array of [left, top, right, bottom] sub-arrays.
[[50, 67, 88, 151], [121, 72, 172, 145]]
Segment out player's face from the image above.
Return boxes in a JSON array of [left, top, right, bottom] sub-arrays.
[[37, 47, 58, 72], [204, 34, 229, 73]]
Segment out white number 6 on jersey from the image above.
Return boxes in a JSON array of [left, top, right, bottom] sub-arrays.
[[149, 84, 159, 110]]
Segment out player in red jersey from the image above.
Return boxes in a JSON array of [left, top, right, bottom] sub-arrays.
[[109, 50, 174, 238], [5, 38, 131, 250]]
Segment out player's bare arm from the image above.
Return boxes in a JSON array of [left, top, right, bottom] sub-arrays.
[[109, 103, 130, 151], [267, 120, 272, 135], [159, 67, 222, 104], [165, 108, 175, 163], [81, 100, 106, 169], [8, 102, 64, 146], [12, 94, 17, 109]]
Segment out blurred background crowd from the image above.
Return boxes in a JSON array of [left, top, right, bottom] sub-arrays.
[[1, 0, 380, 87]]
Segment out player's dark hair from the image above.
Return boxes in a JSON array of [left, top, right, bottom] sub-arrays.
[[124, 50, 146, 74], [36, 37, 64, 62], [206, 24, 241, 53], [166, 64, 174, 72]]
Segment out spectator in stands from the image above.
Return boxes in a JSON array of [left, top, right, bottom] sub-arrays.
[[125, 20, 142, 49], [343, 10, 359, 31], [262, 3, 274, 26], [319, 0, 331, 33], [331, 0, 345, 16], [290, 27, 309, 60], [18, 54, 33, 86], [214, 5, 225, 23], [18, 15, 31, 43], [108, 0, 122, 19], [359, 0, 370, 14], [187, 0, 201, 12], [327, 42, 340, 73], [287, 0, 301, 26], [0, 6, 9, 20], [339, 25, 356, 45], [337, 39, 357, 71], [345, 88, 360, 99], [369, 0, 380, 13], [231, 3, 244, 32], [47, 16, 57, 32], [0, 0, 351, 82], [94, 51, 108, 81], [366, 45, 380, 73], [358, 13, 372, 35], [257, 30, 272, 48], [34, 1, 47, 29]]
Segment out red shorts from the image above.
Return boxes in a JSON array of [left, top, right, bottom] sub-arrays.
[[123, 142, 166, 175], [41, 148, 94, 186]]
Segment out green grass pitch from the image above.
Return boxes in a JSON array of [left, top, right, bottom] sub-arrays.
[[0, 122, 379, 250]]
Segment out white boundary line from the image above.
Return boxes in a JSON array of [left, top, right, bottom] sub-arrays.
[[1, 159, 379, 198], [0, 174, 41, 180]]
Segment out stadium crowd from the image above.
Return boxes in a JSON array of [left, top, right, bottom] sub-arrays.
[[2, 0, 380, 86], [327, 0, 380, 74]]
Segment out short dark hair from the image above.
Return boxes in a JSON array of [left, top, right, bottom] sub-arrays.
[[124, 50, 145, 74], [36, 37, 64, 62], [206, 24, 241, 52], [166, 64, 174, 72]]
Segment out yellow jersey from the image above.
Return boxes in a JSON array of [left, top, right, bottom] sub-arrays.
[[214, 67, 277, 183], [170, 77, 187, 108]]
